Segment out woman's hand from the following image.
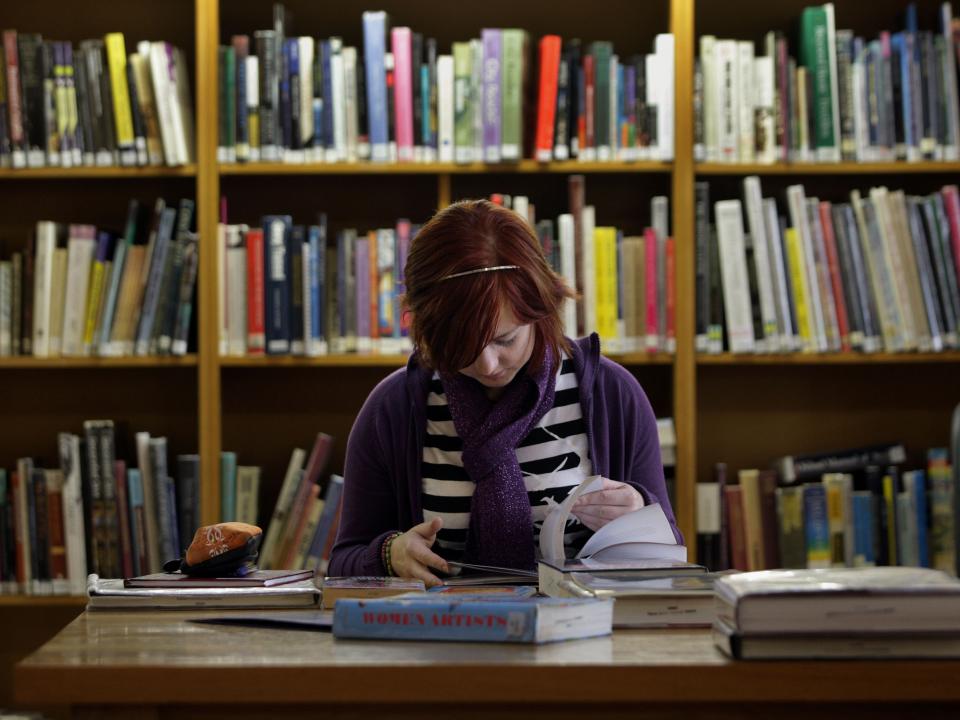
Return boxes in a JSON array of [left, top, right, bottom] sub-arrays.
[[387, 517, 449, 587], [571, 477, 645, 531]]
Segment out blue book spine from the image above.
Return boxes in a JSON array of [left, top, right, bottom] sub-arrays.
[[337, 232, 349, 344], [852, 491, 875, 566], [127, 468, 144, 577], [892, 34, 914, 154], [803, 483, 831, 569], [135, 208, 177, 355], [220, 451, 237, 522], [308, 225, 323, 350], [305, 474, 344, 570], [321, 40, 335, 153], [165, 476, 180, 557], [332, 596, 608, 643], [363, 11, 389, 161], [289, 226, 305, 354], [355, 235, 370, 344], [176, 455, 200, 549], [263, 215, 292, 354], [907, 470, 929, 567], [279, 40, 293, 153], [421, 64, 431, 150]]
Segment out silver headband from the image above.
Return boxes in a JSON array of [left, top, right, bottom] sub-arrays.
[[440, 265, 520, 281]]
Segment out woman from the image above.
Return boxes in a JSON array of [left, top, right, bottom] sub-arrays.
[[327, 199, 680, 586]]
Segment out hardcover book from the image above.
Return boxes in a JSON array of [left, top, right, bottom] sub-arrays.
[[332, 593, 612, 643], [123, 568, 314, 589]]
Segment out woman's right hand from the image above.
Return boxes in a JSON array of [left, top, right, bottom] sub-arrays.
[[387, 517, 449, 587]]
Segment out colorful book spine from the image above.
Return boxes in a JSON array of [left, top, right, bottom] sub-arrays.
[[803, 483, 831, 569], [481, 29, 502, 164], [391, 27, 414, 163]]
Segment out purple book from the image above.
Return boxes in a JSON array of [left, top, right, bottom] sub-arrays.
[[482, 29, 502, 163]]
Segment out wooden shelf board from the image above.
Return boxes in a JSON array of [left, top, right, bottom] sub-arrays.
[[0, 595, 86, 608], [698, 352, 960, 365], [220, 160, 672, 176], [697, 162, 960, 175], [219, 352, 674, 368], [0, 355, 199, 369], [0, 165, 197, 179]]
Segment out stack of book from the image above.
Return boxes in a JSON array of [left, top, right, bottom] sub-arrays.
[[0, 30, 194, 169], [218, 5, 674, 165], [696, 178, 960, 355], [697, 3, 960, 164], [219, 177, 677, 357], [0, 198, 199, 358], [714, 566, 960, 659]]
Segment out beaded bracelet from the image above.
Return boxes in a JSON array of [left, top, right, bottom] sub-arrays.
[[381, 532, 402, 576]]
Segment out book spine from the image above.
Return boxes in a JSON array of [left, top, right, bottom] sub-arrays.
[[534, 36, 561, 162]]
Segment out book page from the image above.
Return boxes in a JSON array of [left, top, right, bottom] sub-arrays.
[[576, 503, 676, 559], [538, 475, 603, 560]]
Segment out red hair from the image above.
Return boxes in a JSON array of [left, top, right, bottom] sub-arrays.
[[404, 199, 575, 374]]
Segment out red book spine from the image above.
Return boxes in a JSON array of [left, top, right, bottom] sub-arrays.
[[46, 475, 68, 582], [246, 228, 266, 354], [3, 31, 24, 153], [534, 35, 561, 162], [776, 37, 790, 162], [942, 185, 960, 284], [665, 236, 676, 352], [819, 201, 851, 352], [724, 484, 748, 571], [584, 53, 595, 155], [114, 460, 134, 579]]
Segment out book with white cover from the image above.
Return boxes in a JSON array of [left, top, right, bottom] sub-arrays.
[[87, 575, 319, 609], [714, 200, 755, 353], [715, 567, 960, 634]]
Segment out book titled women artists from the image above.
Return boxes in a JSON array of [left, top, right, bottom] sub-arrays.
[[123, 568, 314, 588], [332, 591, 613, 643]]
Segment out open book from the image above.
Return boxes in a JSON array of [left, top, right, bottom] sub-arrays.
[[446, 475, 685, 581]]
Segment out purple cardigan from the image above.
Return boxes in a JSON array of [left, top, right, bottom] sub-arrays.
[[327, 334, 681, 576]]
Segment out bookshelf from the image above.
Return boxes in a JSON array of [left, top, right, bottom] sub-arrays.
[[0, 0, 956, 630]]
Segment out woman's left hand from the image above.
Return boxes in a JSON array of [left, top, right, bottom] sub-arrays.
[[571, 477, 645, 531]]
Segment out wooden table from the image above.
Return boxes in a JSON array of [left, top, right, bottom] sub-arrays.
[[15, 609, 960, 719]]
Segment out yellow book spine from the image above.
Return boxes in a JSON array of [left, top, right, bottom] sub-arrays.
[[594, 227, 617, 342], [83, 260, 107, 348], [104, 33, 135, 148], [249, 111, 260, 150], [883, 474, 898, 565], [785, 228, 812, 349], [823, 479, 846, 567]]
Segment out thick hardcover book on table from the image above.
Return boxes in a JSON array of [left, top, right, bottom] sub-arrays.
[[332, 593, 612, 644], [713, 617, 960, 660], [546, 571, 720, 628], [123, 568, 313, 588], [715, 567, 960, 634]]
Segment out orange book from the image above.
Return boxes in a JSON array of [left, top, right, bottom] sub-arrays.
[[245, 228, 266, 355], [534, 35, 562, 162]]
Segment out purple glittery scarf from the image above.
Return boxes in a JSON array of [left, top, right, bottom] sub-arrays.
[[441, 348, 557, 571]]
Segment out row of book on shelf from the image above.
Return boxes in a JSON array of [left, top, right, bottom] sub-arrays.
[[0, 30, 194, 169], [697, 2, 960, 165], [0, 424, 346, 596], [697, 178, 960, 354], [695, 442, 958, 576], [217, 5, 674, 165], [0, 198, 199, 358], [219, 177, 678, 357]]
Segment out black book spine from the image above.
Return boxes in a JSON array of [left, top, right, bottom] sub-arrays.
[[566, 39, 581, 157], [126, 60, 147, 165], [30, 468, 49, 584], [554, 45, 570, 158], [254, 31, 278, 159], [0, 41, 11, 165], [279, 40, 292, 153], [694, 181, 710, 347], [411, 32, 423, 152], [17, 33, 45, 165]]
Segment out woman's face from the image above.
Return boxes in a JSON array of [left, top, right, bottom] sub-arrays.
[[459, 305, 534, 391]]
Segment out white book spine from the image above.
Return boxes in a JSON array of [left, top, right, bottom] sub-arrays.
[[823, 3, 843, 162], [61, 231, 95, 356], [871, 187, 917, 350], [226, 226, 248, 356], [342, 46, 359, 163], [581, 206, 597, 336], [58, 433, 88, 596], [32, 221, 57, 357], [715, 200, 756, 353], [0, 262, 10, 356], [743, 177, 779, 351], [714, 40, 738, 163], [753, 56, 776, 164], [437, 55, 455, 163], [331, 39, 347, 163], [656, 34, 675, 161], [762, 198, 796, 350], [246, 56, 260, 162], [558, 213, 578, 338], [737, 41, 755, 163], [217, 223, 228, 356]]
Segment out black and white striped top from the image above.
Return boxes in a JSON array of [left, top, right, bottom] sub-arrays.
[[421, 355, 593, 561]]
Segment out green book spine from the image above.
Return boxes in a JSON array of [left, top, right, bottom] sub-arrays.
[[500, 29, 525, 161], [800, 5, 837, 159], [453, 42, 474, 163], [220, 451, 237, 522], [592, 41, 612, 158]]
